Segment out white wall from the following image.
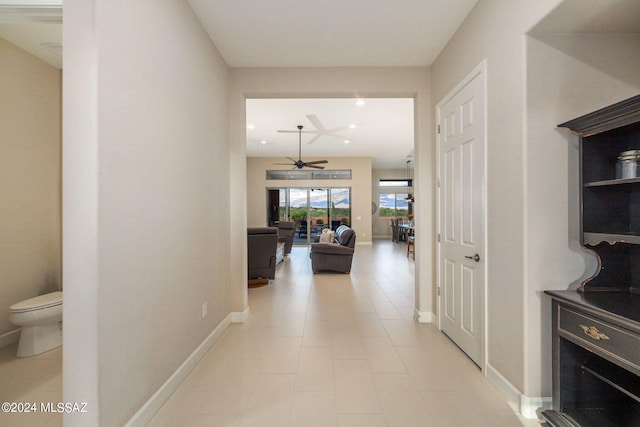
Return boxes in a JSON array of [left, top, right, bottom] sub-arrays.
[[230, 67, 433, 318], [63, 1, 231, 425], [525, 32, 640, 398], [0, 37, 61, 336], [246, 156, 373, 243]]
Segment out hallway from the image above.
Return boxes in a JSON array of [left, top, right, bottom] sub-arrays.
[[148, 241, 539, 426]]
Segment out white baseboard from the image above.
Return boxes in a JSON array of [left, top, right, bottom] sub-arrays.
[[521, 395, 552, 419], [486, 363, 551, 419], [124, 313, 233, 427], [231, 306, 250, 323], [486, 363, 521, 413], [414, 309, 433, 323], [0, 328, 21, 349], [356, 241, 373, 246]]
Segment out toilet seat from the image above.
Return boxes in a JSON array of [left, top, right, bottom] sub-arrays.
[[10, 291, 63, 313]]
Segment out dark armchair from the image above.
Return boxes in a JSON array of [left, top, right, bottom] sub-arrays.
[[247, 227, 278, 282], [310, 225, 356, 274], [277, 221, 296, 255]]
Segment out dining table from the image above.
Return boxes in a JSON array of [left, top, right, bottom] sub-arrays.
[[395, 223, 414, 243]]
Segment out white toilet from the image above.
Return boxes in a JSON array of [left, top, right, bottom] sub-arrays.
[[9, 291, 63, 357]]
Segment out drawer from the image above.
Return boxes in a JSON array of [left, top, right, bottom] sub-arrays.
[[558, 306, 640, 372]]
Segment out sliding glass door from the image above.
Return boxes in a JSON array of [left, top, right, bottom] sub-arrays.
[[288, 188, 309, 244], [268, 187, 351, 245], [309, 188, 329, 241], [330, 188, 351, 231]]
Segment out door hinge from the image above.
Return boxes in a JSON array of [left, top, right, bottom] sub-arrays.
[[437, 286, 441, 296], [437, 178, 441, 188], [437, 124, 441, 134], [437, 233, 440, 243]]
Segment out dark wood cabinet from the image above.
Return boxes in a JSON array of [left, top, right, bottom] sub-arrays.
[[544, 291, 640, 427], [567, 95, 640, 291], [544, 95, 640, 427]]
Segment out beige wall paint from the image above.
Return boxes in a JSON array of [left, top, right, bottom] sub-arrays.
[[432, 0, 640, 406], [230, 67, 433, 317], [60, 0, 640, 422], [431, 0, 563, 398], [0, 37, 61, 335], [525, 33, 640, 398], [63, 1, 230, 425], [59, 1, 640, 423], [247, 157, 372, 243]]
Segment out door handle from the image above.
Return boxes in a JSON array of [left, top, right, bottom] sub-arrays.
[[465, 253, 480, 262]]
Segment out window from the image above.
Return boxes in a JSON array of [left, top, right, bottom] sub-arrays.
[[378, 178, 413, 219], [266, 169, 351, 180], [379, 179, 412, 187], [267, 187, 351, 244], [379, 193, 409, 219]]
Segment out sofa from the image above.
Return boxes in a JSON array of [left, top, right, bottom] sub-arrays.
[[310, 225, 356, 274], [247, 227, 278, 282], [277, 221, 296, 255]]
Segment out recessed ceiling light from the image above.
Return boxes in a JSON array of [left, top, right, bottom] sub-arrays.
[[349, 124, 356, 129], [356, 99, 365, 106], [260, 140, 268, 145], [344, 140, 350, 144], [247, 124, 255, 129]]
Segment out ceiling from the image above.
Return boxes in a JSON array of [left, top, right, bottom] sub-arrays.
[[0, 3, 62, 68], [188, 0, 478, 68], [188, 0, 477, 169], [5, 0, 639, 170], [529, 0, 640, 35], [246, 98, 414, 169]]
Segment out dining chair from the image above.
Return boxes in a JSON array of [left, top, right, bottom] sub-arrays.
[[390, 218, 398, 242], [407, 235, 415, 259]]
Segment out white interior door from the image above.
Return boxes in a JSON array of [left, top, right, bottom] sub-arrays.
[[437, 64, 485, 367]]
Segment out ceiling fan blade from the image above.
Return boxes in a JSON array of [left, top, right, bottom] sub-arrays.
[[325, 127, 351, 136], [304, 164, 325, 169], [272, 162, 295, 165], [306, 134, 321, 145], [306, 114, 326, 131], [286, 157, 298, 163], [303, 160, 328, 165], [277, 129, 314, 133], [304, 115, 351, 144]]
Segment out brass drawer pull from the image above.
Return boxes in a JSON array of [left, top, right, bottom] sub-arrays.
[[579, 324, 610, 341]]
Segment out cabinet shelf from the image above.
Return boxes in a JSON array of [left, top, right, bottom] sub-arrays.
[[581, 364, 640, 404], [584, 232, 640, 246], [585, 177, 640, 187]]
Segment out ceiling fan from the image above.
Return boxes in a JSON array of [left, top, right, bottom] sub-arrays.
[[277, 114, 350, 144], [274, 125, 328, 169]]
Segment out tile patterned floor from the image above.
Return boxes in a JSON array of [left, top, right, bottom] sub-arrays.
[[0, 342, 62, 427], [148, 241, 543, 427], [0, 241, 543, 426]]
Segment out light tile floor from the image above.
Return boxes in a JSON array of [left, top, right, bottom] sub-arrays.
[[0, 342, 62, 427], [148, 241, 543, 427], [0, 241, 544, 427]]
